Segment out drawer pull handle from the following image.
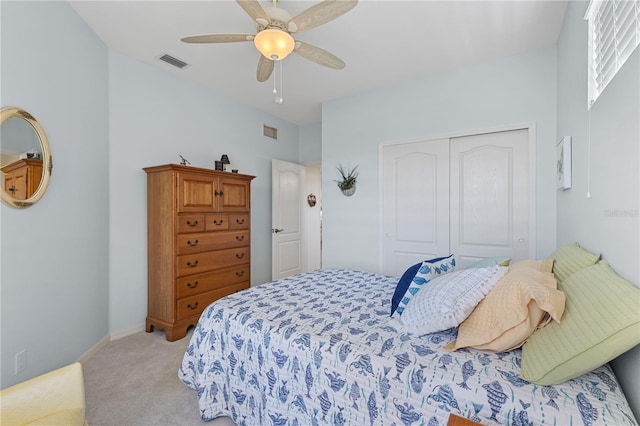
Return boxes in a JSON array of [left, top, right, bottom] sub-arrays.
[[187, 239, 199, 246], [213, 219, 224, 226], [187, 302, 199, 310], [186, 220, 199, 227], [187, 281, 199, 289], [235, 235, 245, 241], [214, 190, 225, 197], [236, 270, 245, 277], [236, 218, 245, 224], [235, 253, 245, 259], [186, 260, 199, 267]]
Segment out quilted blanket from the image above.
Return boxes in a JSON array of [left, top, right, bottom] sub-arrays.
[[179, 269, 637, 425]]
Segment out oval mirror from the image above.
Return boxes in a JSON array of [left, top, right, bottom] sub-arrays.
[[0, 107, 52, 208]]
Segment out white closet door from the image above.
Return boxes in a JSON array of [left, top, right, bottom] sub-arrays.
[[450, 129, 532, 267], [382, 139, 450, 277]]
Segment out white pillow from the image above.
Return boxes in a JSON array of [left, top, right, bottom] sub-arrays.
[[399, 266, 508, 335]]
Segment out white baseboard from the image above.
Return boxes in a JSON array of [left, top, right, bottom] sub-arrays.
[[109, 323, 146, 341], [75, 323, 147, 363], [76, 335, 110, 363]]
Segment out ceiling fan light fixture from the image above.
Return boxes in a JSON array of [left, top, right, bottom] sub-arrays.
[[254, 28, 295, 61]]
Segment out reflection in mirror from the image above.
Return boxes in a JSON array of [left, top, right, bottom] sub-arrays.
[[0, 107, 52, 208]]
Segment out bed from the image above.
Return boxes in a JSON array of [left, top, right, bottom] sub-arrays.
[[179, 255, 639, 425]]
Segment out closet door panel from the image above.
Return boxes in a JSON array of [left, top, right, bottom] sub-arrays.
[[450, 129, 531, 266], [382, 139, 449, 277]]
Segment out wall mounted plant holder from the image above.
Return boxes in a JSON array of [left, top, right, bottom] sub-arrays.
[[335, 164, 358, 197], [341, 186, 356, 197]]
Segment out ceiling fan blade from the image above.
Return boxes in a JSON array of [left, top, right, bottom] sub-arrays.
[[257, 55, 274, 82], [294, 41, 345, 69], [236, 0, 270, 26], [288, 0, 358, 33], [181, 34, 255, 44]]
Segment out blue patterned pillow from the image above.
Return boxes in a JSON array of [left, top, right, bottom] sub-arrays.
[[390, 255, 456, 317]]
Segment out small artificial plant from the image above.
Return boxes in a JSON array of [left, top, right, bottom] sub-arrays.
[[335, 164, 359, 191]]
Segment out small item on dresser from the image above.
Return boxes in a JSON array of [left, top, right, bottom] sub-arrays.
[[179, 155, 191, 166], [214, 160, 223, 171], [220, 154, 230, 171], [232, 169, 239, 173]]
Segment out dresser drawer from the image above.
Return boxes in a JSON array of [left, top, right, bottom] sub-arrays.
[[177, 246, 250, 277], [178, 214, 206, 233], [177, 264, 250, 299], [177, 283, 249, 320], [177, 230, 249, 255], [205, 214, 229, 231], [229, 214, 250, 230]]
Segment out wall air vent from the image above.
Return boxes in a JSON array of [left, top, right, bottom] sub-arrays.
[[158, 54, 189, 69], [263, 124, 278, 140]]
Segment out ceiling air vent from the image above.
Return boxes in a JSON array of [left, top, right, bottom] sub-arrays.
[[158, 53, 189, 69], [263, 124, 278, 140]]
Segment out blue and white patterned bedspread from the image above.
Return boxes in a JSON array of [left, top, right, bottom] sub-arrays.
[[179, 269, 637, 425]]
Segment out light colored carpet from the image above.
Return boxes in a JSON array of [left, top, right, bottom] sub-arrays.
[[83, 329, 235, 426]]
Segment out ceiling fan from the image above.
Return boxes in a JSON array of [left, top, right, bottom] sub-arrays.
[[181, 0, 358, 82]]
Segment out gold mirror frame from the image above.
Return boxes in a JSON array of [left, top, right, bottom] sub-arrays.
[[0, 107, 52, 208]]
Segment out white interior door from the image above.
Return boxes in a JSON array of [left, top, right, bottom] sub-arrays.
[[382, 139, 450, 277], [450, 129, 532, 266], [272, 159, 306, 280]]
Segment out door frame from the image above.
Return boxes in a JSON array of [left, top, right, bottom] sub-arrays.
[[378, 122, 537, 274]]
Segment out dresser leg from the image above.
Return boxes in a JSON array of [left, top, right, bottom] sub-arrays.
[[165, 325, 189, 342]]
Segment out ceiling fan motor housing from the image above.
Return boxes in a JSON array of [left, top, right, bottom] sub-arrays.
[[257, 7, 292, 32]]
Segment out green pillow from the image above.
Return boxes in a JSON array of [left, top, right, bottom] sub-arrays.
[[549, 242, 600, 282], [520, 261, 640, 385]]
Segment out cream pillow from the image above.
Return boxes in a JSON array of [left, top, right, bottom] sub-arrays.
[[446, 265, 565, 352], [509, 258, 554, 274]]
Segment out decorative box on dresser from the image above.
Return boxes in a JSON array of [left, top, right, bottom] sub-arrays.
[[143, 164, 255, 341]]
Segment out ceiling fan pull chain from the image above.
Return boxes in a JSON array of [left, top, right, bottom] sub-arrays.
[[273, 63, 277, 94], [273, 60, 284, 104]]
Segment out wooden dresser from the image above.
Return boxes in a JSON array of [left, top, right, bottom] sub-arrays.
[[143, 164, 255, 341], [1, 158, 43, 200]]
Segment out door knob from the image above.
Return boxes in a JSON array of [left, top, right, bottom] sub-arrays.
[[518, 238, 525, 243], [272, 228, 284, 233]]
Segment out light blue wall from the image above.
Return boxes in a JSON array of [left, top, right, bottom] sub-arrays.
[[107, 51, 300, 333], [1, 1, 109, 387], [1, 0, 300, 385], [556, 0, 640, 419], [321, 47, 558, 272], [298, 122, 322, 165]]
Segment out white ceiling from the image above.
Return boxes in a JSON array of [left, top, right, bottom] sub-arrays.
[[69, 0, 568, 125]]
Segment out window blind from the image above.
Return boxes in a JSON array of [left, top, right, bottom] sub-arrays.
[[585, 0, 640, 108]]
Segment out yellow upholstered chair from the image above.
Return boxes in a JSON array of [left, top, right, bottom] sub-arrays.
[[0, 362, 87, 425]]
